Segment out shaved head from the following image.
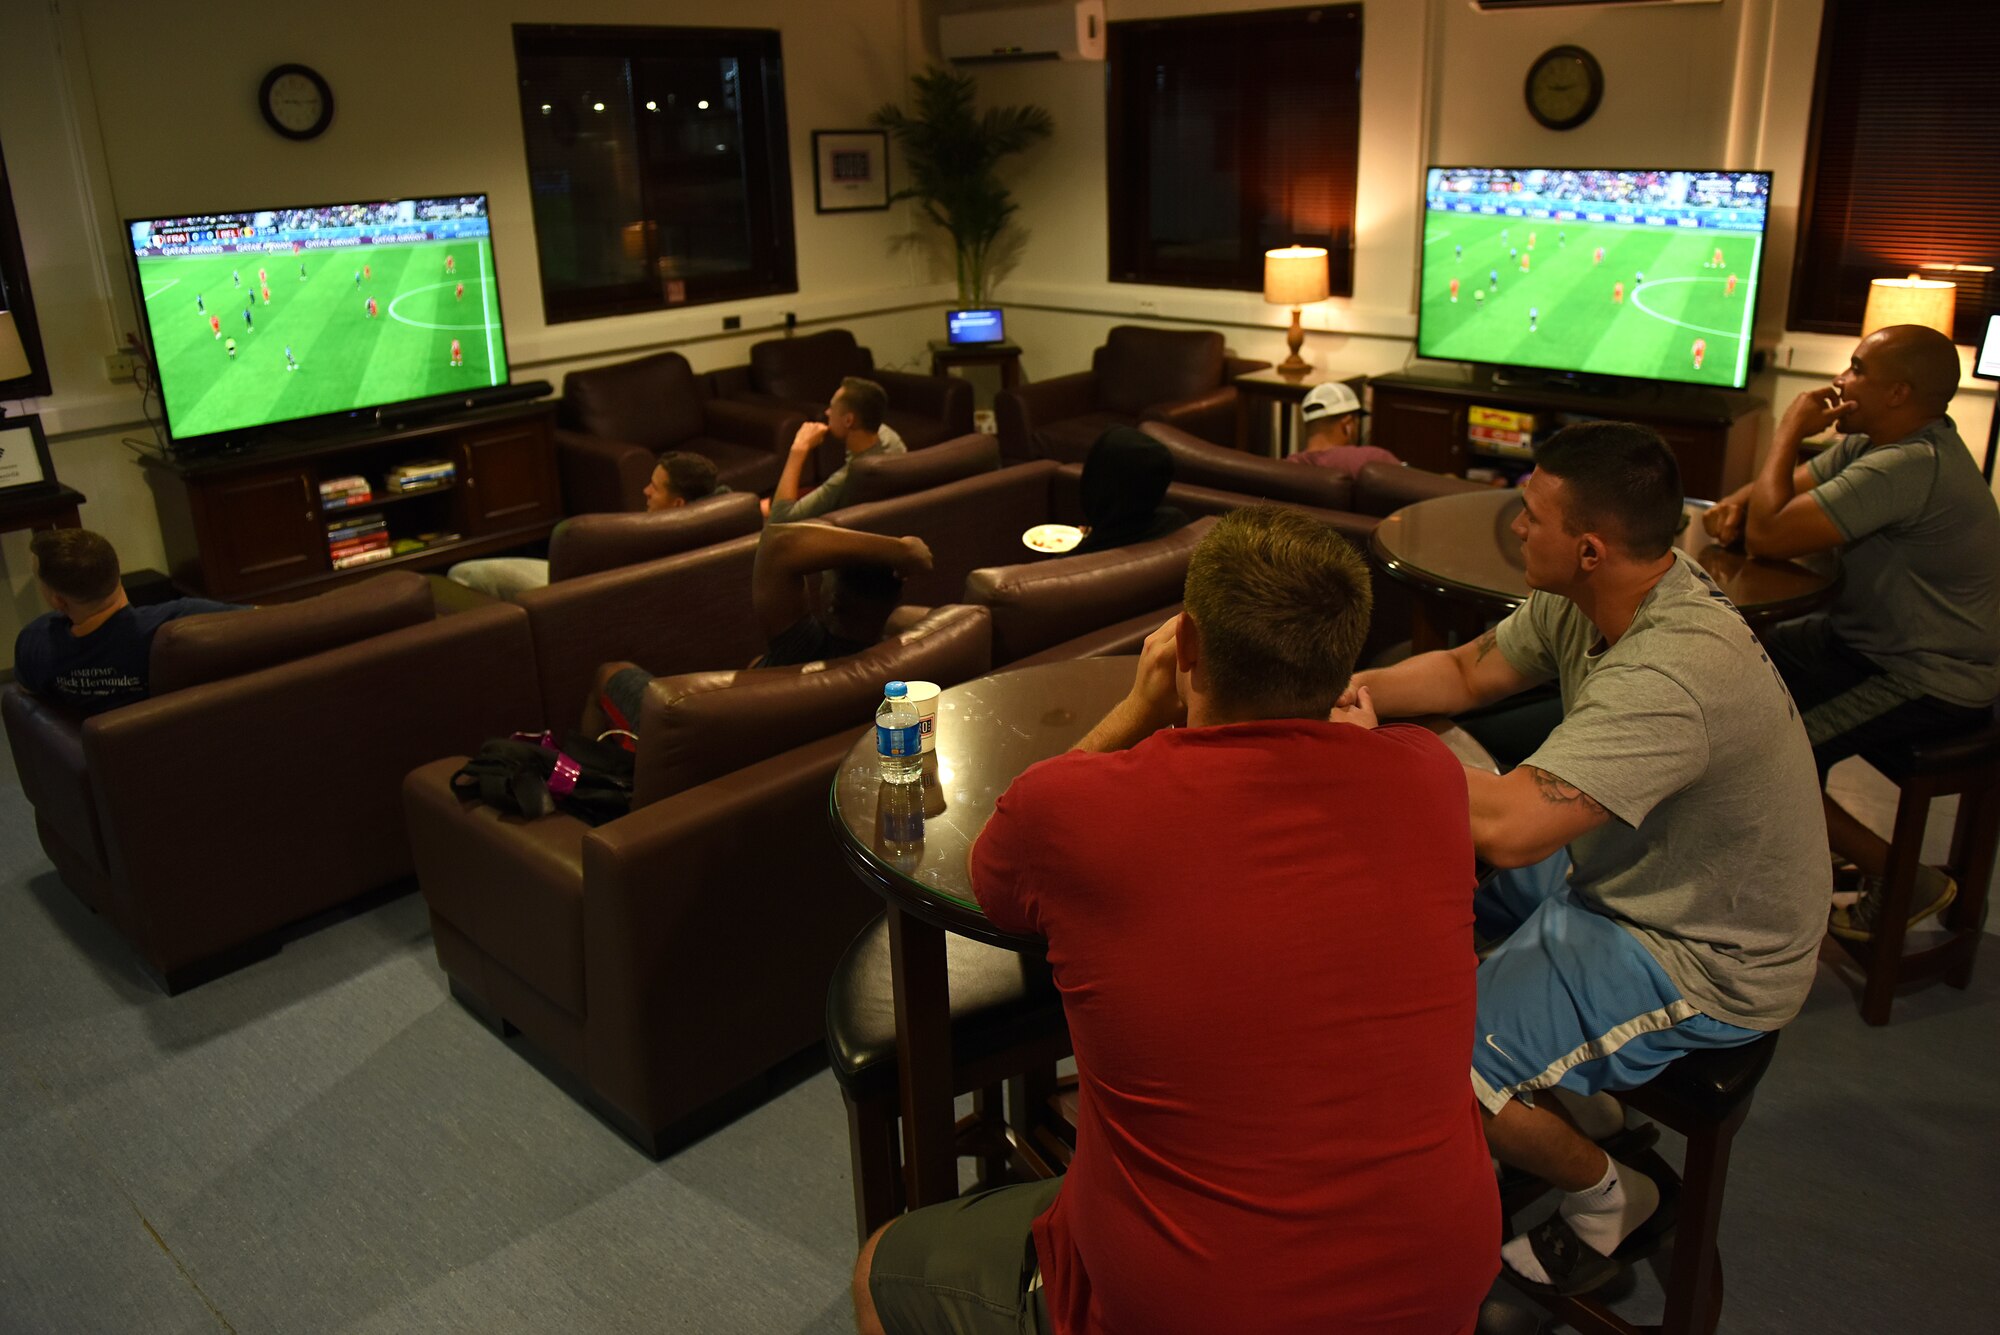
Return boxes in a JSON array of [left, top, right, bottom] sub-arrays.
[[1868, 325, 1960, 413]]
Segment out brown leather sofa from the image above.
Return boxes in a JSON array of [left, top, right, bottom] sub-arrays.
[[513, 533, 767, 730], [994, 326, 1268, 464], [828, 456, 1464, 668], [556, 351, 806, 511], [836, 432, 1003, 508], [1138, 419, 1361, 510], [402, 604, 994, 1155], [964, 518, 1213, 665], [545, 491, 765, 582], [1, 573, 543, 991], [707, 329, 976, 477]]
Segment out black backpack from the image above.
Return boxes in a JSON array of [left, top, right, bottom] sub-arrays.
[[451, 730, 635, 826]]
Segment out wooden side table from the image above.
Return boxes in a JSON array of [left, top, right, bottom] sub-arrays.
[[1232, 368, 1367, 457], [930, 341, 1023, 392], [0, 483, 86, 537]]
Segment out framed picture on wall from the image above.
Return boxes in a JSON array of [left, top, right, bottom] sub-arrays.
[[813, 130, 891, 213], [0, 412, 56, 497]]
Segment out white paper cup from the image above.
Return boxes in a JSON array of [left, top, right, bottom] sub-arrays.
[[904, 680, 941, 753]]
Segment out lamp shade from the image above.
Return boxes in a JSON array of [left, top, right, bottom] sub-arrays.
[[1264, 247, 1330, 306], [1861, 274, 1956, 338], [0, 311, 28, 382]]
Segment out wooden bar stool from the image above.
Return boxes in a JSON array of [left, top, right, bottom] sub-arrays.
[[1529, 1033, 1781, 1335], [1830, 708, 2000, 1025], [824, 915, 1071, 1242]]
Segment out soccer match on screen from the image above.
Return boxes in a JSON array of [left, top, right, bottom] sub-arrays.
[[129, 195, 507, 441], [1418, 169, 1771, 389]]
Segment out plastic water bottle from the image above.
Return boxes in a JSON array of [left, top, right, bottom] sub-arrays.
[[876, 681, 922, 784]]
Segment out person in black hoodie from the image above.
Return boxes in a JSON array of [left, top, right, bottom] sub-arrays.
[[1072, 428, 1189, 555]]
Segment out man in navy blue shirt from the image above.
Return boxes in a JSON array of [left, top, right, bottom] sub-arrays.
[[13, 529, 240, 715]]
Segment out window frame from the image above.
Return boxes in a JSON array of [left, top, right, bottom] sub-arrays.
[[1105, 4, 1363, 296], [513, 23, 798, 325]]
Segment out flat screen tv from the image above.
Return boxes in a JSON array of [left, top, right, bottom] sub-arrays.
[[1416, 168, 1772, 390], [126, 193, 509, 446]]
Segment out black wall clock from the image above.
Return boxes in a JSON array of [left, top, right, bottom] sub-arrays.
[[1524, 45, 1603, 131], [259, 64, 334, 141]]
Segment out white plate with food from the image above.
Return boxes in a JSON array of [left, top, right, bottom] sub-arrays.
[[1021, 523, 1084, 554]]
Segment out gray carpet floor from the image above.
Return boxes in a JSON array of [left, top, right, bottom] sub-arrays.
[[1, 763, 1994, 1334]]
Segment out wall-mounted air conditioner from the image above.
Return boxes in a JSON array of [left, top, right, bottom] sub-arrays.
[[940, 1, 1106, 65], [1471, 1, 1721, 10]]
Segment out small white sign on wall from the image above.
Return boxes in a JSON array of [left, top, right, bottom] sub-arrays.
[[0, 415, 55, 495]]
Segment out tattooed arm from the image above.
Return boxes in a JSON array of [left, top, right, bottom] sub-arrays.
[[1338, 626, 1541, 721], [1461, 763, 1615, 869]]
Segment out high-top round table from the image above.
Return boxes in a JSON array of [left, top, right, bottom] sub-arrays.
[[1372, 490, 1840, 653], [828, 656, 1499, 1211]]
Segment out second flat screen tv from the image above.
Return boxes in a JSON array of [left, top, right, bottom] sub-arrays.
[[1416, 168, 1772, 390], [128, 193, 509, 445]]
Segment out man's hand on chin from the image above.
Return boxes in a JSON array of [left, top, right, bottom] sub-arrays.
[[1327, 683, 1378, 730]]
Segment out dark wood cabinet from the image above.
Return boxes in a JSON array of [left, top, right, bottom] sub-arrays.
[[143, 403, 560, 602], [1367, 373, 1765, 499]]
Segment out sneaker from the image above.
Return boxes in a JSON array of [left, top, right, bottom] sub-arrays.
[[1828, 865, 1957, 941]]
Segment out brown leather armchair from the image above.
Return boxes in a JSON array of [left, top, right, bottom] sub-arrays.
[[402, 604, 994, 1156], [964, 519, 1213, 665], [556, 351, 806, 511], [513, 533, 766, 730], [836, 432, 1003, 509], [1, 573, 544, 991], [1138, 420, 1358, 511], [994, 326, 1268, 463], [707, 329, 975, 474], [545, 492, 764, 582]]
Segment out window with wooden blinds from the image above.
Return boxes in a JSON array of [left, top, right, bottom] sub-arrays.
[[1789, 0, 2000, 345], [1106, 5, 1363, 295]]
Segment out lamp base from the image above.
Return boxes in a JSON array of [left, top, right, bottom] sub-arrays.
[[1280, 306, 1311, 375]]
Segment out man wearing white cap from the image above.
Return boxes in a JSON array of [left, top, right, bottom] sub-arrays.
[[1286, 381, 1401, 478]]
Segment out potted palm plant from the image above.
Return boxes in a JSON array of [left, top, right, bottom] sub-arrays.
[[873, 66, 1053, 305]]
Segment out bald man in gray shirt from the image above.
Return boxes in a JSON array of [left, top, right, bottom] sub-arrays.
[[1704, 323, 2000, 942]]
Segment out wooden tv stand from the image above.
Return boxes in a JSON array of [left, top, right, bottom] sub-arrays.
[[141, 401, 560, 602], [1367, 372, 1764, 499]]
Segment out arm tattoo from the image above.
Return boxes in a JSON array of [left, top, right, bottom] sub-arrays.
[[1525, 766, 1609, 818], [1473, 629, 1500, 664]]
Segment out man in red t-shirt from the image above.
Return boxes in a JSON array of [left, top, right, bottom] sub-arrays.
[[854, 508, 1499, 1335]]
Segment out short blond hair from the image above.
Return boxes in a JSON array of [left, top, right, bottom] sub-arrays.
[[1182, 507, 1373, 718]]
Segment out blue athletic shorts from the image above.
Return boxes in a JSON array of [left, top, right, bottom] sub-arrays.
[[1470, 851, 1763, 1116]]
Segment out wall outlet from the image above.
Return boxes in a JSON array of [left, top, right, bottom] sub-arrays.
[[722, 315, 741, 331], [1136, 298, 1158, 316], [104, 352, 139, 383]]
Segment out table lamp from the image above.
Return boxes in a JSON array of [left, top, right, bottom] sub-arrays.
[[1264, 247, 1329, 375], [1861, 274, 1956, 338]]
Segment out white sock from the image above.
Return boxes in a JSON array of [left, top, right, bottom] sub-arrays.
[[1501, 1158, 1658, 1284]]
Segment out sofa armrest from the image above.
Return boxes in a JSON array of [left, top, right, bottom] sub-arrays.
[[1351, 459, 1487, 516], [997, 372, 1099, 462], [1141, 420, 1357, 510], [874, 368, 976, 437], [580, 729, 882, 1134], [702, 396, 806, 454], [554, 427, 655, 514], [2, 685, 107, 877]]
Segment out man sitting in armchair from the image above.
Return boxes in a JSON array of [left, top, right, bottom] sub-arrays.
[[765, 377, 906, 523]]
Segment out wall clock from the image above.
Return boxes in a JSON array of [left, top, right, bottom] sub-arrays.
[[259, 64, 334, 141], [1524, 45, 1603, 131]]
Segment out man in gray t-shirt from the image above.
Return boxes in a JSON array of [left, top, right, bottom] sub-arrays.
[[1345, 423, 1826, 1296], [764, 375, 906, 523], [1703, 324, 2000, 940]]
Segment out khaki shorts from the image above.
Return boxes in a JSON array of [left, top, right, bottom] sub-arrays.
[[869, 1179, 1060, 1335]]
